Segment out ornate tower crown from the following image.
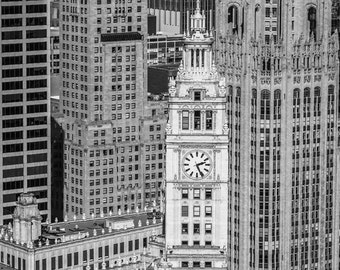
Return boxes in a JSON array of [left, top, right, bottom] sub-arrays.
[[190, 0, 206, 35]]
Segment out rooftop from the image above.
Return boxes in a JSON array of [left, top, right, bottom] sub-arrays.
[[0, 264, 15, 270], [0, 211, 163, 250]]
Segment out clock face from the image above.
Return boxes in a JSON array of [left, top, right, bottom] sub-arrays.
[[182, 150, 212, 180]]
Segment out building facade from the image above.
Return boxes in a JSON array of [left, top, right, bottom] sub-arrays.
[[0, 0, 51, 225], [165, 4, 229, 268], [0, 193, 162, 270], [147, 34, 184, 65], [140, 99, 168, 210], [216, 0, 339, 269], [60, 0, 149, 218], [148, 0, 215, 35]]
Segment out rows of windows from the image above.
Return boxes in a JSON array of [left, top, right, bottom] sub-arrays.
[[181, 188, 212, 199], [182, 110, 213, 131], [181, 223, 212, 234], [181, 205, 212, 218], [34, 237, 147, 270]]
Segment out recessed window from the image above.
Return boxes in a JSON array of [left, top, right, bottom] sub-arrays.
[[182, 206, 189, 217], [193, 261, 200, 267], [181, 223, 188, 234], [193, 189, 200, 199], [193, 206, 200, 217], [193, 224, 200, 234], [182, 188, 188, 199], [194, 111, 201, 130], [182, 110, 189, 130], [206, 110, 213, 130], [205, 189, 212, 199], [181, 262, 189, 267], [205, 206, 212, 217], [194, 91, 201, 101], [205, 223, 212, 234]]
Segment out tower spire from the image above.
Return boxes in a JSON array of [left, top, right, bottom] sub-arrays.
[[190, 0, 206, 34], [195, 0, 200, 13]]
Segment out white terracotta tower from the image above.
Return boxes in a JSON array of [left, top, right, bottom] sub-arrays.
[[165, 1, 229, 268]]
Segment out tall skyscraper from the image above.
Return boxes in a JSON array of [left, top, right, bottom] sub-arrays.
[[0, 0, 51, 224], [60, 0, 149, 217], [165, 3, 229, 268], [217, 0, 339, 270]]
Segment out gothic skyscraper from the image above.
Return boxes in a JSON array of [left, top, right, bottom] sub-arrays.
[[216, 0, 339, 270]]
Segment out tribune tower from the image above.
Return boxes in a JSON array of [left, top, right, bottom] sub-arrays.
[[216, 0, 339, 269], [165, 1, 229, 268]]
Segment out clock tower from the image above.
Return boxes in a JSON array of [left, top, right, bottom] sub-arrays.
[[164, 1, 229, 268]]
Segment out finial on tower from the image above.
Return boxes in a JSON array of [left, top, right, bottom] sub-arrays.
[[196, 0, 200, 12]]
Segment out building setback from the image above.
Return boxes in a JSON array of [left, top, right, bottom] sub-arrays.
[[0, 0, 51, 225], [216, 0, 339, 269], [59, 0, 159, 218]]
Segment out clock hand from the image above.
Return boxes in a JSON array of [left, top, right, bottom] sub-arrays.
[[195, 163, 204, 177], [196, 161, 206, 166]]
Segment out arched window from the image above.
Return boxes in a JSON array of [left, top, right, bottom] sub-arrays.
[[260, 90, 270, 120], [252, 89, 257, 99], [314, 87, 320, 97], [304, 88, 310, 99], [228, 5, 239, 34], [328, 85, 334, 95], [274, 90, 281, 120], [274, 89, 281, 100], [307, 7, 317, 38]]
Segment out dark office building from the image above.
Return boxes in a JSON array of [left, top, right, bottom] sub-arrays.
[[0, 0, 51, 224]]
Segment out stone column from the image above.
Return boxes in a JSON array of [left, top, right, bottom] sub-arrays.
[[193, 49, 197, 70], [26, 220, 32, 243], [199, 49, 202, 69], [20, 220, 26, 244], [13, 218, 20, 243]]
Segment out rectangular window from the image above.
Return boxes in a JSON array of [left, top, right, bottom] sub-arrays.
[[135, 239, 139, 250], [193, 189, 200, 199], [205, 206, 212, 217], [51, 257, 56, 270], [205, 189, 212, 199], [205, 223, 212, 234], [58, 255, 62, 269], [182, 110, 189, 130], [206, 111, 213, 130], [181, 205, 188, 217], [128, 240, 133, 251], [182, 188, 188, 199], [194, 91, 201, 101], [67, 254, 72, 267], [182, 223, 188, 234], [89, 249, 94, 261], [193, 206, 200, 217], [98, 247, 102, 259], [113, 244, 118, 254], [73, 252, 78, 266], [194, 111, 201, 130], [120, 242, 124, 253], [193, 223, 200, 234]]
